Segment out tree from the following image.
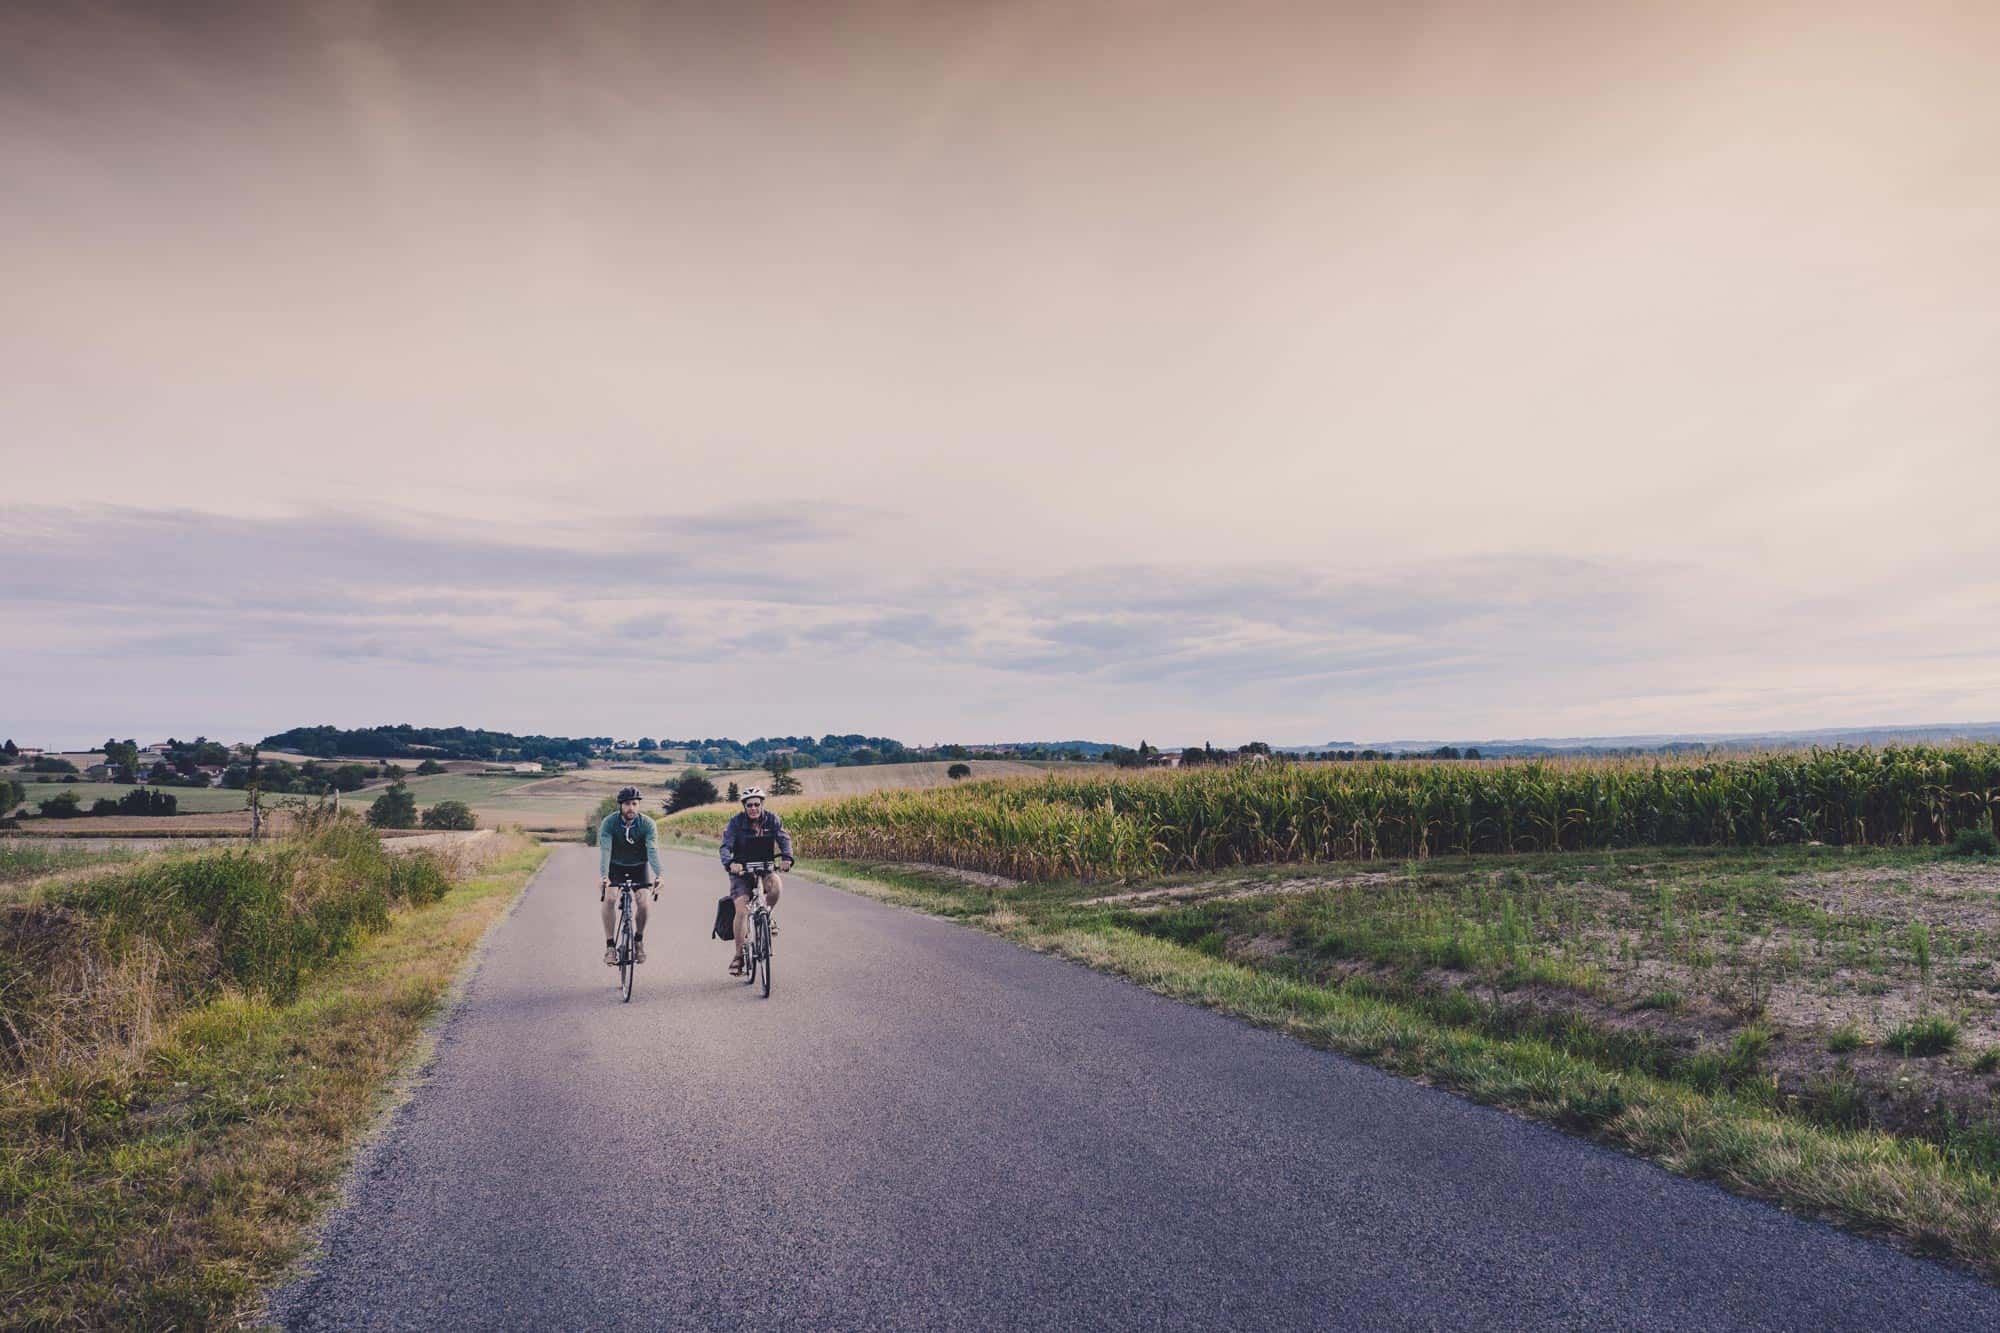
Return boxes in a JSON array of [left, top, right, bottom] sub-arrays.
[[329, 764, 372, 791], [769, 770, 803, 795], [421, 799, 478, 831], [637, 737, 659, 751], [367, 782, 418, 829], [2, 739, 16, 757], [414, 758, 446, 776], [103, 739, 140, 775], [665, 769, 720, 813], [0, 777, 22, 814], [726, 782, 740, 803], [947, 763, 972, 781], [28, 756, 79, 775]]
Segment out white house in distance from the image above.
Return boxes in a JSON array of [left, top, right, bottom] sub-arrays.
[[1148, 750, 1184, 769]]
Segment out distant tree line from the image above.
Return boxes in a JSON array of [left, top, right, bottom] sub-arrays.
[[223, 759, 392, 794], [261, 724, 608, 764]]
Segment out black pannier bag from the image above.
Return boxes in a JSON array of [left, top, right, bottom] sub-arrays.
[[712, 894, 736, 941]]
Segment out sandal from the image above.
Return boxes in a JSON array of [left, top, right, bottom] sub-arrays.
[[728, 955, 745, 976]]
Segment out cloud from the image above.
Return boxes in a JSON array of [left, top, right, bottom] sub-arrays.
[[5, 502, 1996, 747], [3, 506, 1653, 685]]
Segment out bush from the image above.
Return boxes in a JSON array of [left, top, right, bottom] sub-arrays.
[[28, 757, 78, 775], [726, 782, 740, 803], [367, 783, 418, 829], [90, 798, 119, 816], [584, 794, 618, 845], [37, 791, 82, 819], [947, 763, 972, 781], [414, 759, 446, 776], [420, 800, 477, 831], [770, 771, 803, 795], [387, 852, 452, 905], [116, 788, 177, 816]]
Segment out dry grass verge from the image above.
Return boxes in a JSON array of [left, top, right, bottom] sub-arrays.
[[0, 824, 546, 1328]]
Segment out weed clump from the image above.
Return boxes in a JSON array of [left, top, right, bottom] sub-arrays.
[[1948, 823, 1998, 858], [1826, 1025, 1866, 1054], [1884, 1016, 1960, 1057]]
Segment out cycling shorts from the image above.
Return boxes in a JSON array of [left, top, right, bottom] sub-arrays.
[[607, 865, 652, 888]]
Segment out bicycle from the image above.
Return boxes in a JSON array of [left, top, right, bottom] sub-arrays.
[[736, 860, 778, 998], [602, 877, 656, 1003]]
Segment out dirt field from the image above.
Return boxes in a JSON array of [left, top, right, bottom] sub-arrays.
[[1093, 847, 2000, 1143]]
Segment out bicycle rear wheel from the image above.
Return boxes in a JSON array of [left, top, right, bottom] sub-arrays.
[[757, 913, 772, 998]]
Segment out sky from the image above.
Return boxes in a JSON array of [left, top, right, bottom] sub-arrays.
[[4, 0, 1997, 749]]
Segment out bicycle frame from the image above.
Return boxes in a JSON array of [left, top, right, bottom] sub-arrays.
[[606, 879, 655, 1003], [737, 862, 778, 995]]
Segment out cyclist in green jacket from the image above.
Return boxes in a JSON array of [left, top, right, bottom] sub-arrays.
[[598, 786, 660, 966]]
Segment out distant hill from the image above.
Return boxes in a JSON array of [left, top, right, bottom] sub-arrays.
[[1280, 721, 2000, 758]]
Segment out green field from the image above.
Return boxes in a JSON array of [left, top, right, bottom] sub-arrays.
[[338, 772, 547, 808], [7, 781, 252, 815]]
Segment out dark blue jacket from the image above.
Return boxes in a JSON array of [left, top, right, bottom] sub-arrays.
[[720, 810, 793, 866]]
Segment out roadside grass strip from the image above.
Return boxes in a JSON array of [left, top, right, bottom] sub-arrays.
[[0, 831, 546, 1329], [809, 857, 2000, 1283]]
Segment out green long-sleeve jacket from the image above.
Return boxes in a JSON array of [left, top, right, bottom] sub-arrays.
[[599, 811, 662, 880]]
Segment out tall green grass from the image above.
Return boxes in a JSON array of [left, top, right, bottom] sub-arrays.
[[1, 818, 455, 1085], [751, 745, 2000, 881]]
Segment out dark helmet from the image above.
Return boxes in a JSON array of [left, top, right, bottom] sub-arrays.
[[616, 786, 642, 803]]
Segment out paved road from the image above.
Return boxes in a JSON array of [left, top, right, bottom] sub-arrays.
[[270, 846, 2000, 1331]]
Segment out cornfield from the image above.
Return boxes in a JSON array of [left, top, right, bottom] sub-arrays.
[[766, 746, 2000, 882]]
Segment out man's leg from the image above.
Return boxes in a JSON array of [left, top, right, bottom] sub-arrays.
[[600, 888, 618, 963], [763, 871, 782, 909], [733, 892, 751, 964]]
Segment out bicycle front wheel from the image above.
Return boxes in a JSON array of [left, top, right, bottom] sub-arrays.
[[618, 917, 635, 1003], [757, 914, 772, 998]]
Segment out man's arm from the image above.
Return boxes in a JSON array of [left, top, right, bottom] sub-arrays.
[[598, 817, 613, 880], [718, 815, 736, 867], [645, 817, 662, 880], [771, 815, 794, 862]]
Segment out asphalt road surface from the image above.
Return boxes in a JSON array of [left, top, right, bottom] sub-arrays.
[[270, 846, 2000, 1331]]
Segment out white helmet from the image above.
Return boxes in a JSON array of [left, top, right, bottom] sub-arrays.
[[740, 786, 766, 804]]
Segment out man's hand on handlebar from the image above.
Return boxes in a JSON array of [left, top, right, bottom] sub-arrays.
[[780, 856, 795, 871], [728, 861, 745, 876]]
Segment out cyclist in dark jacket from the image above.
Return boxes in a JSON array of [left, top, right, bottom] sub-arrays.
[[719, 787, 793, 974]]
